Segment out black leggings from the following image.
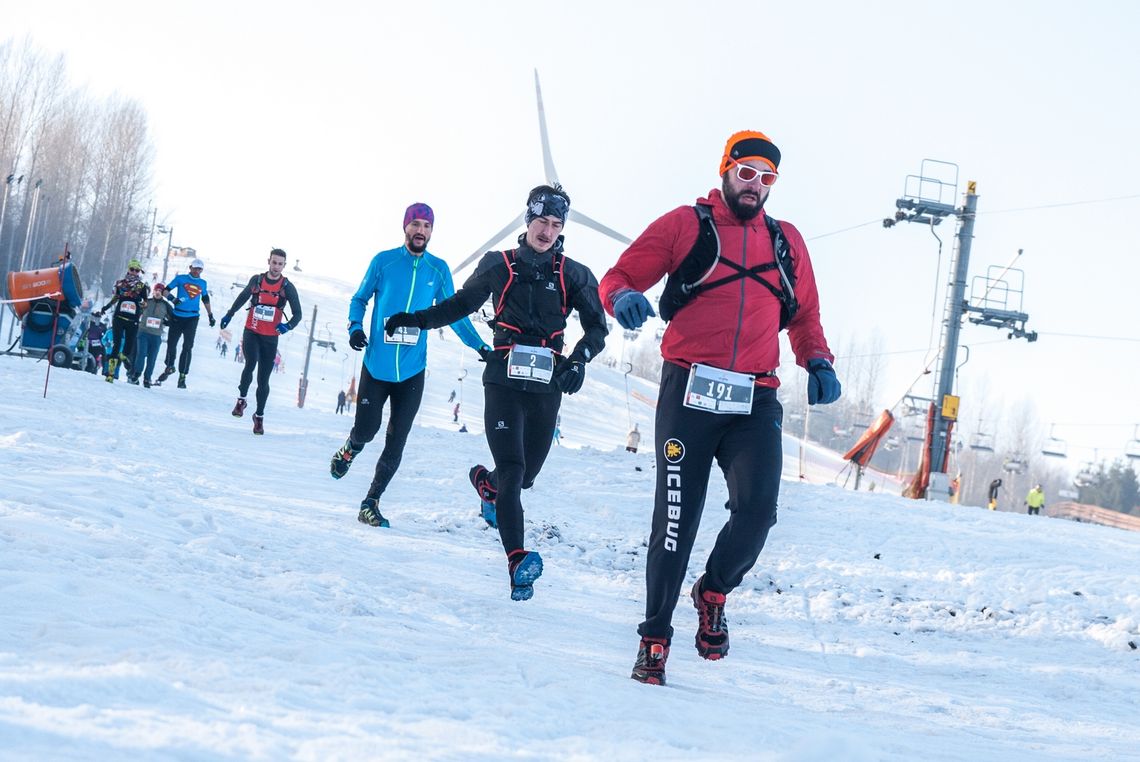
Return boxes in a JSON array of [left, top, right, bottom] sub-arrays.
[[110, 318, 139, 374], [348, 367, 425, 499], [483, 384, 562, 555], [164, 314, 200, 374], [639, 361, 784, 641], [238, 331, 279, 415]]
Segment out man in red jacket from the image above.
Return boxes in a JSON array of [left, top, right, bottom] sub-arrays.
[[599, 130, 842, 686]]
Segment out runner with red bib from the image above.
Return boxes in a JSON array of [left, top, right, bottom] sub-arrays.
[[219, 248, 303, 435]]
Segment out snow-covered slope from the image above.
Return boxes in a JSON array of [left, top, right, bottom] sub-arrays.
[[1, 260, 1137, 761]]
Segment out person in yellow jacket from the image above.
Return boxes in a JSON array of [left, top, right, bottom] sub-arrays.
[[1025, 484, 1045, 516]]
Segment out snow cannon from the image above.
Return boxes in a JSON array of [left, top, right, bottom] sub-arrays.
[[5, 260, 93, 368], [6, 262, 83, 318]]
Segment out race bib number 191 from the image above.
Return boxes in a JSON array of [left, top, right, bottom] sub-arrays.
[[507, 345, 554, 383], [683, 363, 755, 414]]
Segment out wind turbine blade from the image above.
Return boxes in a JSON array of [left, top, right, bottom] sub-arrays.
[[453, 213, 526, 275], [535, 69, 559, 185], [568, 208, 633, 246]]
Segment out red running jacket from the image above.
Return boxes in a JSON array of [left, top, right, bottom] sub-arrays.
[[599, 189, 833, 389]]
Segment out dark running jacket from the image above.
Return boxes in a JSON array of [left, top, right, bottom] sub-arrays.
[[410, 236, 608, 394]]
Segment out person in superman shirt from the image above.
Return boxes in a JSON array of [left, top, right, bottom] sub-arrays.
[[157, 258, 216, 389]]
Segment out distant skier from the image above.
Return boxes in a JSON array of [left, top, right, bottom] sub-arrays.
[[220, 248, 303, 435], [448, 389, 456, 403], [336, 390, 347, 415]]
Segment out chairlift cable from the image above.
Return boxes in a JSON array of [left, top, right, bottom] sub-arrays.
[[805, 219, 881, 242], [979, 193, 1140, 216]]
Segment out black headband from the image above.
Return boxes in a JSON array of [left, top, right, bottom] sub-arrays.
[[729, 138, 781, 170], [525, 192, 570, 224]]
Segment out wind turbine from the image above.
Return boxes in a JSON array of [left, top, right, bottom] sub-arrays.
[[452, 70, 632, 275]]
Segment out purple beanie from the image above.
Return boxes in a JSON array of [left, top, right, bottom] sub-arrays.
[[403, 202, 434, 229]]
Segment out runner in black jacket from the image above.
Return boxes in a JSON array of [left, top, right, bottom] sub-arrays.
[[385, 184, 608, 601]]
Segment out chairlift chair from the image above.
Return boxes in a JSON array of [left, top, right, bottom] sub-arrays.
[[1125, 425, 1140, 461], [969, 432, 995, 452], [1041, 424, 1068, 458], [1003, 456, 1026, 474]]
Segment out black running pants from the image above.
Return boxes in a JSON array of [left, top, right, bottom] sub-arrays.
[[164, 314, 200, 374], [238, 330, 279, 416], [110, 317, 139, 374], [639, 361, 783, 641], [483, 384, 562, 556], [348, 367, 425, 499]]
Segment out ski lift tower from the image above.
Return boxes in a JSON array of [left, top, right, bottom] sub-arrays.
[[884, 160, 1037, 499]]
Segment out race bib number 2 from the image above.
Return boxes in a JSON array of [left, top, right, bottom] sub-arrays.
[[507, 345, 554, 383], [253, 304, 276, 322], [683, 363, 755, 414]]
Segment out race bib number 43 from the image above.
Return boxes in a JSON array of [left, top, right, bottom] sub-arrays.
[[683, 363, 755, 414], [507, 345, 554, 383]]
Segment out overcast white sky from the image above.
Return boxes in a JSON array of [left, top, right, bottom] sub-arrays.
[[6, 0, 1140, 466]]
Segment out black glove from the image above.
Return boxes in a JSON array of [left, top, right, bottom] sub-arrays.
[[349, 329, 368, 351], [477, 346, 494, 363], [554, 354, 586, 394], [208, 315, 216, 328], [384, 311, 424, 337]]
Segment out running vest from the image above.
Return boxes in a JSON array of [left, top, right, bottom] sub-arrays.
[[245, 274, 289, 336], [489, 248, 570, 352], [658, 205, 798, 329]]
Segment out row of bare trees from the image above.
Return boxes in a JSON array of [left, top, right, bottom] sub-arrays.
[[0, 36, 154, 305]]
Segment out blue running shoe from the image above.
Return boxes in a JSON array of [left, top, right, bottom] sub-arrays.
[[507, 549, 543, 601], [481, 499, 498, 528]]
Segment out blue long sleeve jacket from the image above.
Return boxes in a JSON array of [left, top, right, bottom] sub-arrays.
[[348, 246, 487, 382]]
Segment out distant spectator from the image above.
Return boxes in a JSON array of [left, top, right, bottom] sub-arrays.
[[336, 390, 347, 415], [1026, 484, 1045, 516], [988, 478, 1002, 511]]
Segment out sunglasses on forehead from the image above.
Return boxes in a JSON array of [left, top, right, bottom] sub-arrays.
[[731, 162, 779, 187]]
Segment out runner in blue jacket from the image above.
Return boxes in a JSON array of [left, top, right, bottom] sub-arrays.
[[330, 202, 490, 528]]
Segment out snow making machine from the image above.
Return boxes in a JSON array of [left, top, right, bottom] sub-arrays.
[[5, 260, 96, 370]]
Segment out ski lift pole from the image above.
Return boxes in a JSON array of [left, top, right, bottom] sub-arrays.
[[298, 303, 317, 408], [622, 361, 634, 429], [42, 299, 62, 399]]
